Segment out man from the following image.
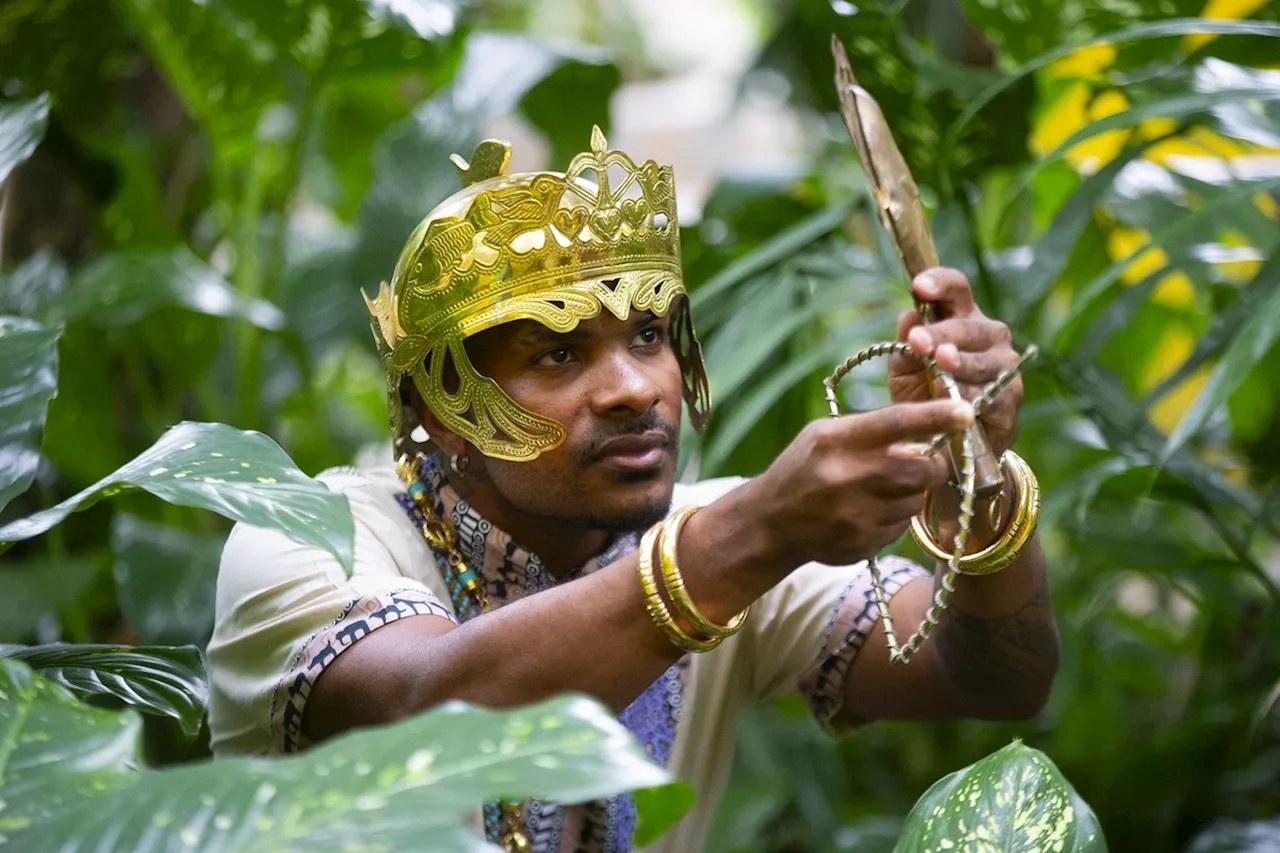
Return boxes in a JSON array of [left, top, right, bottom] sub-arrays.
[[208, 128, 1058, 853]]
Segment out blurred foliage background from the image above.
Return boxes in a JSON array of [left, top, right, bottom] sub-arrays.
[[3, 0, 1280, 850]]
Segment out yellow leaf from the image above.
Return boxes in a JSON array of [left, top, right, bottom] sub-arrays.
[[1256, 192, 1279, 220], [1064, 89, 1132, 174], [1150, 365, 1212, 434], [1153, 272, 1197, 309], [1183, 0, 1272, 52], [1219, 229, 1263, 282], [1048, 43, 1117, 79], [1030, 82, 1091, 157], [1108, 227, 1169, 284], [1142, 325, 1195, 391]]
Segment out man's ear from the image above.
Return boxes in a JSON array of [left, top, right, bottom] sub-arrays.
[[405, 382, 466, 457]]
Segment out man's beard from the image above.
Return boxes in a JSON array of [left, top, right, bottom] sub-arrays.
[[580, 494, 673, 534], [568, 409, 679, 533]]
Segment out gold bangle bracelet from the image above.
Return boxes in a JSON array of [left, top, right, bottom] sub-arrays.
[[910, 450, 1040, 576], [659, 505, 749, 640], [637, 523, 720, 653]]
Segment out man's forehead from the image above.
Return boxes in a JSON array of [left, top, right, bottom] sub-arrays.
[[502, 311, 660, 344]]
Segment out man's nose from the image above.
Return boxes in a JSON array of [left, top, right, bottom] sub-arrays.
[[588, 350, 661, 418]]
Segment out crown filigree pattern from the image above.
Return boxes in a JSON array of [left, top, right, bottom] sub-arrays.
[[365, 127, 709, 461]]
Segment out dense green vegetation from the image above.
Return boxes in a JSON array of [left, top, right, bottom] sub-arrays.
[[2, 0, 1280, 849]]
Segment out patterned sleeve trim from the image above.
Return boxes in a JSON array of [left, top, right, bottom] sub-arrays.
[[269, 587, 456, 754], [798, 556, 931, 735]]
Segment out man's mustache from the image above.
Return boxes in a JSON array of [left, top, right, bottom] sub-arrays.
[[575, 411, 678, 464]]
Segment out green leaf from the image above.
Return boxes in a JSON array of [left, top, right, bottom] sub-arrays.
[[0, 558, 99, 644], [40, 248, 285, 330], [0, 317, 61, 513], [0, 93, 50, 190], [0, 643, 207, 741], [0, 658, 142, 832], [10, 689, 671, 852], [1163, 271, 1280, 456], [632, 781, 696, 848], [0, 421, 356, 575], [112, 514, 220, 647], [895, 741, 1107, 852], [113, 0, 284, 159], [520, 50, 622, 166]]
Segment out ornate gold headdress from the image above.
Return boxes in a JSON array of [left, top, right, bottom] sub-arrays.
[[365, 126, 710, 461]]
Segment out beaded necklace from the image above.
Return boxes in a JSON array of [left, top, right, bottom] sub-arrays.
[[395, 452, 531, 853]]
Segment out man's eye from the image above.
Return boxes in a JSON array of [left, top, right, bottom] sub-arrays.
[[536, 347, 575, 366], [634, 326, 664, 347]]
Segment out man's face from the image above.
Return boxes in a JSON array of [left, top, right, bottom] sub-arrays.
[[461, 305, 685, 533]]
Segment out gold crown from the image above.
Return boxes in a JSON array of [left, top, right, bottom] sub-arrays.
[[366, 126, 709, 461]]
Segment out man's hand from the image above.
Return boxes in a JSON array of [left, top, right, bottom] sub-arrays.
[[888, 268, 1022, 457], [749, 400, 974, 569]]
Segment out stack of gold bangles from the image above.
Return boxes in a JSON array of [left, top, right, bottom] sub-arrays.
[[638, 505, 749, 653], [910, 450, 1040, 575]]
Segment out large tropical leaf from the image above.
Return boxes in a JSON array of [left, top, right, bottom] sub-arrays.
[[0, 92, 49, 190], [112, 514, 221, 647], [0, 643, 207, 740], [4, 663, 676, 852], [0, 558, 99, 644], [0, 316, 61, 513], [0, 658, 142, 832], [37, 248, 285, 330], [894, 741, 1107, 852], [0, 421, 356, 575]]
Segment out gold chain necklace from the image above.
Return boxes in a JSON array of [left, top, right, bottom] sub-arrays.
[[396, 452, 532, 853]]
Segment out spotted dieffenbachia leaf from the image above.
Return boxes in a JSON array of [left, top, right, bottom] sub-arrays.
[[0, 658, 142, 833], [895, 741, 1107, 852], [0, 421, 355, 575], [2, 658, 673, 852]]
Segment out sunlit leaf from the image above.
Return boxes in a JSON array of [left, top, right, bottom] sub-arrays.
[[0, 421, 356, 575], [40, 248, 285, 330], [112, 514, 221, 647], [895, 741, 1107, 852], [7, 676, 671, 853], [0, 92, 49, 190], [0, 643, 207, 740], [0, 316, 61, 513], [942, 18, 1280, 192], [0, 658, 142, 831]]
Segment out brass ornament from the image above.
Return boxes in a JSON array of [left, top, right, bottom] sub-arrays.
[[830, 35, 1006, 499], [367, 127, 710, 461], [827, 37, 1041, 666]]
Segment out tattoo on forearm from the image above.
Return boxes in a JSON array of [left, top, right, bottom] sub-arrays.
[[935, 572, 1059, 704]]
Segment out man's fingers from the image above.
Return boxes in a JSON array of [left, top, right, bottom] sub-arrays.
[[904, 317, 1009, 360], [913, 268, 979, 318], [846, 399, 973, 447]]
